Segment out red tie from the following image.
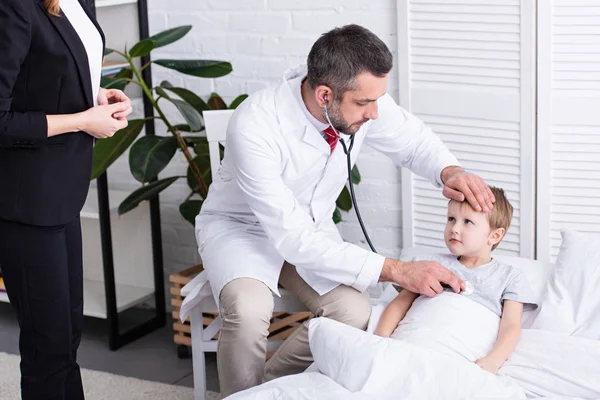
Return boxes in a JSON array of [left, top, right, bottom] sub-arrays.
[[324, 126, 338, 153]]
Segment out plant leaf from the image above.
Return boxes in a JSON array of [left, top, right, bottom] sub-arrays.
[[129, 136, 178, 183], [336, 186, 352, 212], [153, 59, 232, 78], [208, 93, 227, 110], [162, 85, 210, 115], [181, 136, 209, 155], [333, 208, 342, 224], [156, 89, 203, 132], [129, 39, 157, 58], [100, 77, 127, 91], [193, 141, 209, 157], [118, 176, 179, 215], [173, 124, 203, 133], [187, 155, 212, 193], [228, 94, 248, 109], [171, 99, 203, 131], [100, 68, 132, 91], [149, 25, 192, 49], [179, 199, 204, 225], [155, 86, 171, 99], [351, 165, 361, 185], [91, 119, 145, 180], [104, 48, 115, 56]]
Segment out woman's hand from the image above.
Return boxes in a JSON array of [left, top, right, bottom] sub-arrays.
[[77, 103, 129, 139], [97, 88, 132, 119]]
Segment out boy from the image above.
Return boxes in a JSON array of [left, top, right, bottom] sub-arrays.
[[375, 186, 537, 374]]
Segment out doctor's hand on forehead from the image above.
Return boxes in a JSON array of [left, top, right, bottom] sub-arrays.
[[380, 258, 464, 298], [440, 166, 495, 213]]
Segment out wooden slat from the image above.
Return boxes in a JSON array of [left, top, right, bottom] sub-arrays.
[[173, 322, 191, 334], [172, 310, 189, 323], [171, 298, 182, 308], [268, 312, 310, 333], [269, 326, 300, 341], [168, 264, 204, 285], [170, 286, 181, 297], [174, 334, 192, 346]]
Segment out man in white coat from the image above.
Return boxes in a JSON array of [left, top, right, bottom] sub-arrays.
[[196, 24, 495, 396]]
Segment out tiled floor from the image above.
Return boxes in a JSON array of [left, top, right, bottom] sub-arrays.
[[0, 302, 220, 392]]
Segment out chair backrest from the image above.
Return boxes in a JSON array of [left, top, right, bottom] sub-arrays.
[[204, 109, 235, 182]]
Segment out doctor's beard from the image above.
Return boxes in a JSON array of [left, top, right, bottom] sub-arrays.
[[322, 101, 369, 135]]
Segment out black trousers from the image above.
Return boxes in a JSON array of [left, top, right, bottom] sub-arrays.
[[0, 216, 84, 400]]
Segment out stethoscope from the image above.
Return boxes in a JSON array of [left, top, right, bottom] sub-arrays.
[[323, 101, 377, 254], [323, 99, 476, 296]]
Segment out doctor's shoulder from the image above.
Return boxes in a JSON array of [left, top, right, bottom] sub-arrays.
[[228, 90, 279, 136]]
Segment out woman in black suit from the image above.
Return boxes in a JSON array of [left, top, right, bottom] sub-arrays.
[[0, 0, 132, 398]]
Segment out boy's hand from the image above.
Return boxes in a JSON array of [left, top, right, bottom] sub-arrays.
[[475, 357, 503, 374]]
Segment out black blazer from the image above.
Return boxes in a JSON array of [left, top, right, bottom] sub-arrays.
[[0, 0, 105, 226]]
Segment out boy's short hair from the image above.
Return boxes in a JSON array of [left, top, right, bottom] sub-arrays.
[[458, 186, 513, 250]]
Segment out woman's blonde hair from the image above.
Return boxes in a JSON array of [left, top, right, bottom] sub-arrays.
[[45, 0, 60, 16]]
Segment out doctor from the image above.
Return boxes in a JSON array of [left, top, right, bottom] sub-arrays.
[[196, 24, 495, 396]]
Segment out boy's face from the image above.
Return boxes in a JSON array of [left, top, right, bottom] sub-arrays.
[[444, 200, 501, 257]]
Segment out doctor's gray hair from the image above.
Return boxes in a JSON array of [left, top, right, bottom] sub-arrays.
[[307, 24, 393, 100]]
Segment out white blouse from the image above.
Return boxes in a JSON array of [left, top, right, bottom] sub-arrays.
[[60, 0, 103, 106]]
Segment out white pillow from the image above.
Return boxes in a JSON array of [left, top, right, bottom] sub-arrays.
[[530, 229, 600, 339]]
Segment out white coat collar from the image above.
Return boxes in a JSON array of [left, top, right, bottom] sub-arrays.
[[275, 65, 330, 154]]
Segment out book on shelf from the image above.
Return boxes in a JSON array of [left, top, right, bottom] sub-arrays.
[[101, 60, 129, 77]]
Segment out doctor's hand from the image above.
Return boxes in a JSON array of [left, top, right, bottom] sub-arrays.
[[380, 258, 464, 298], [97, 88, 132, 119], [440, 166, 495, 213]]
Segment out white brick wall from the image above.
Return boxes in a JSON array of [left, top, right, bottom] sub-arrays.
[[107, 0, 404, 302]]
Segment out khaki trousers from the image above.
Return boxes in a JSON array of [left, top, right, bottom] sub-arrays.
[[217, 263, 371, 397]]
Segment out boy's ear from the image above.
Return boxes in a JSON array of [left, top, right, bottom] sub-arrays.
[[489, 227, 506, 247]]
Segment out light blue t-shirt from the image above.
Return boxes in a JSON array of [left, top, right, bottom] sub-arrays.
[[411, 254, 538, 317]]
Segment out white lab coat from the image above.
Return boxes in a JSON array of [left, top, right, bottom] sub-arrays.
[[196, 64, 459, 305]]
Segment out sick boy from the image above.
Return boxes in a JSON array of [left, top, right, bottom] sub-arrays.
[[375, 186, 537, 374]]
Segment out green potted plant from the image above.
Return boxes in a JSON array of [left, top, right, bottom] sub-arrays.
[[91, 25, 361, 225]]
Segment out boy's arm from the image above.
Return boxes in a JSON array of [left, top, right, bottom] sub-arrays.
[[375, 290, 419, 337], [476, 300, 523, 374]]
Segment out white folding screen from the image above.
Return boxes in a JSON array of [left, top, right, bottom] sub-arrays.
[[398, 0, 536, 257], [537, 0, 600, 265]]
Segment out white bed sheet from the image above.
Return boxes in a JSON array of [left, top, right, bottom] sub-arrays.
[[226, 372, 363, 399], [229, 247, 599, 400]]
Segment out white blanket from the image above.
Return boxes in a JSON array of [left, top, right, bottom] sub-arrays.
[[307, 292, 526, 400], [227, 372, 362, 399], [389, 291, 500, 362], [229, 283, 600, 399]]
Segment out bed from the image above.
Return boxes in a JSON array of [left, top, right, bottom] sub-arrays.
[[228, 230, 600, 400]]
